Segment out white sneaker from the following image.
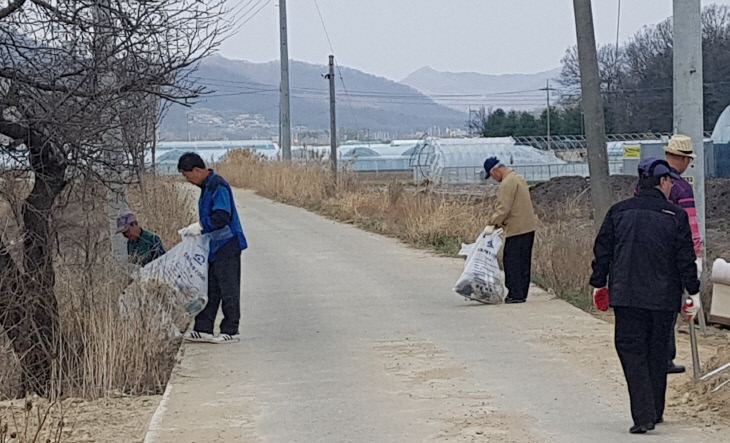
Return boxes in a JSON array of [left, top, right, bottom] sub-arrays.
[[184, 331, 216, 343], [213, 334, 241, 344]]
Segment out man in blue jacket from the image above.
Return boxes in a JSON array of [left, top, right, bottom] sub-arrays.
[[177, 153, 248, 344], [590, 158, 700, 434]]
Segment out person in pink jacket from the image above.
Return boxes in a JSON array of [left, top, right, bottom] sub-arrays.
[[662, 135, 703, 375], [635, 134, 703, 375]]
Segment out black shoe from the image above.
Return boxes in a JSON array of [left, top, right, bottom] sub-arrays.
[[655, 417, 663, 424], [504, 297, 526, 304], [629, 423, 655, 434], [667, 362, 686, 374]]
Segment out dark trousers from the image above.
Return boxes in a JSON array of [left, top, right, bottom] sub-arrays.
[[668, 312, 678, 363], [194, 239, 241, 336], [614, 307, 675, 426], [503, 231, 535, 301]]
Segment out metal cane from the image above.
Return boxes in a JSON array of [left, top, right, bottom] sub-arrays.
[[688, 312, 702, 382]]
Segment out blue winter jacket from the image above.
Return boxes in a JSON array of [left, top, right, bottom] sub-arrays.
[[198, 171, 247, 262]]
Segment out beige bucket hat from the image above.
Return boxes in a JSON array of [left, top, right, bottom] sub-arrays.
[[663, 134, 696, 158]]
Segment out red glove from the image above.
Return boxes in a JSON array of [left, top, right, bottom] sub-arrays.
[[683, 294, 700, 319], [593, 288, 609, 311]]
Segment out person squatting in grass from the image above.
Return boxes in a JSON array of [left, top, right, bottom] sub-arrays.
[[116, 212, 166, 267], [590, 157, 701, 434], [177, 152, 248, 344], [482, 157, 537, 304]]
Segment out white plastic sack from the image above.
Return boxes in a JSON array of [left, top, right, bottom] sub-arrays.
[[458, 243, 474, 257], [712, 258, 730, 286], [140, 234, 210, 316], [453, 228, 505, 304]]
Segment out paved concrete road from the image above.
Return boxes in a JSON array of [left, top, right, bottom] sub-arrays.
[[146, 190, 726, 443]]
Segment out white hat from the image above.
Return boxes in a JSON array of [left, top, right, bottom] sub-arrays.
[[664, 134, 696, 158]]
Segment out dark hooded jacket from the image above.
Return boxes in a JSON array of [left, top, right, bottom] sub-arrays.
[[590, 188, 700, 312]]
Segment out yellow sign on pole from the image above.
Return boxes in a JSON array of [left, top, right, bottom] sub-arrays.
[[623, 145, 641, 159]]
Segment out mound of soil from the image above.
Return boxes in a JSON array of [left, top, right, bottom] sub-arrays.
[[529, 175, 730, 266], [529, 175, 637, 220], [531, 175, 730, 227], [707, 179, 730, 231]]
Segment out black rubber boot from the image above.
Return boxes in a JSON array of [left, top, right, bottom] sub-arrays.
[[629, 423, 656, 434], [667, 361, 686, 374]]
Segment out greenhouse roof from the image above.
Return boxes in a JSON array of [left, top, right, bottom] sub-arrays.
[[419, 137, 564, 168], [156, 140, 278, 151]]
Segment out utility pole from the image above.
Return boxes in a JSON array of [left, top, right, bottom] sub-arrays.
[[674, 0, 708, 337], [279, 0, 292, 161], [326, 55, 337, 177], [540, 80, 557, 150], [468, 106, 472, 136], [572, 0, 612, 231], [673, 0, 705, 259]]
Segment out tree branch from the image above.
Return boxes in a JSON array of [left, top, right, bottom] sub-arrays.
[[0, 0, 26, 21]]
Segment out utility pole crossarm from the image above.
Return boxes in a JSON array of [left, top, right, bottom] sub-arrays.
[[539, 80, 557, 150]]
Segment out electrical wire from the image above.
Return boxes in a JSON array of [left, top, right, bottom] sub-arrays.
[[615, 0, 622, 63], [238, 0, 272, 27], [313, 0, 361, 134], [191, 76, 560, 99]]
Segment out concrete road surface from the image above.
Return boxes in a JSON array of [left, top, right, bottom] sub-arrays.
[[145, 189, 727, 443]]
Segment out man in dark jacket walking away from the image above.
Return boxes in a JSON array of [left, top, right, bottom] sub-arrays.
[[590, 158, 700, 434], [177, 153, 248, 344]]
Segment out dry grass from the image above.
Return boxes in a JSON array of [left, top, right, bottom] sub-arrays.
[[0, 397, 68, 443], [532, 218, 595, 310], [219, 151, 594, 306], [1, 176, 196, 402], [0, 394, 160, 443]]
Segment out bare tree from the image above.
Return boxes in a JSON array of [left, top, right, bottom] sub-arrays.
[[0, 0, 235, 396], [558, 44, 625, 103]]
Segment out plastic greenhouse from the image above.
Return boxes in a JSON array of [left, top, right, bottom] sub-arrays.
[[148, 139, 280, 166], [409, 137, 567, 184], [336, 141, 421, 172]]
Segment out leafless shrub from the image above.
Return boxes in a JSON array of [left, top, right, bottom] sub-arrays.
[[1, 0, 235, 396], [1, 175, 195, 400]]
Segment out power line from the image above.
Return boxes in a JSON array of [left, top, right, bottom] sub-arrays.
[[240, 0, 271, 26], [313, 0, 336, 56], [313, 0, 360, 134], [615, 0, 622, 58], [190, 76, 559, 98], [228, 0, 266, 30]]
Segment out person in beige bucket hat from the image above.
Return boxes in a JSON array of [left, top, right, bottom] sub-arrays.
[[664, 133, 697, 159], [660, 134, 703, 375]]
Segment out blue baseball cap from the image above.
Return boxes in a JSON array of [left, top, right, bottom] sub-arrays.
[[638, 157, 681, 180], [483, 157, 500, 177]]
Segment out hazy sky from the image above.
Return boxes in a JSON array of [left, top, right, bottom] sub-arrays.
[[220, 1, 730, 81]]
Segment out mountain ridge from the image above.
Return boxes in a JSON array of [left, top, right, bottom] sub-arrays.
[[160, 55, 467, 140], [401, 66, 562, 112]]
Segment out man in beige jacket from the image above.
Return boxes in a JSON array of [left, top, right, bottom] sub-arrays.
[[484, 157, 538, 304]]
